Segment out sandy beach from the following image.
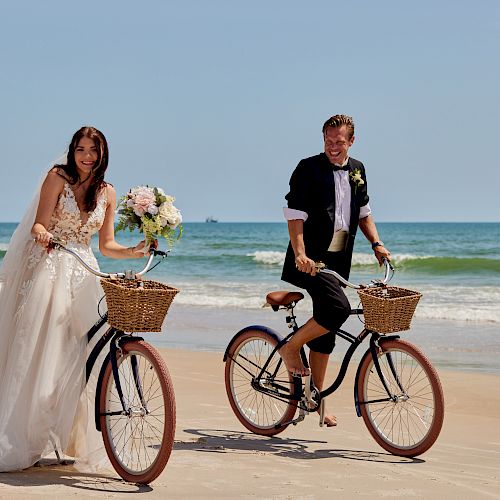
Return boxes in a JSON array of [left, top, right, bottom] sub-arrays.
[[0, 344, 499, 499]]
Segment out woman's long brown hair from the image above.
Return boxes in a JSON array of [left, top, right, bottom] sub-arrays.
[[54, 126, 109, 212]]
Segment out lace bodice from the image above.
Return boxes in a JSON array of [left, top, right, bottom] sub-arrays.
[[48, 182, 108, 246]]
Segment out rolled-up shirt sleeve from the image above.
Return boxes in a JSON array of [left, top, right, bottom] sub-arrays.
[[283, 207, 308, 221], [359, 202, 372, 219]]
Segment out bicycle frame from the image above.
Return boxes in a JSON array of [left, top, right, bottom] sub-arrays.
[[224, 309, 403, 419]]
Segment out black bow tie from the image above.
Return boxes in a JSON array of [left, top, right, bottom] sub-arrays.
[[332, 165, 349, 172]]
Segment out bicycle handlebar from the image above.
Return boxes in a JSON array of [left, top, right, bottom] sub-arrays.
[[47, 239, 167, 279], [317, 258, 394, 289]]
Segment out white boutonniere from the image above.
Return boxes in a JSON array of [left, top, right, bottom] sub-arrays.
[[349, 168, 365, 193]]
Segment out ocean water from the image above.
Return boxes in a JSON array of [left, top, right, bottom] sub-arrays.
[[1, 222, 499, 372], [1, 222, 499, 322]]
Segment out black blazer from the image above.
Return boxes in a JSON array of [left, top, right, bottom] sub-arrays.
[[281, 153, 369, 288]]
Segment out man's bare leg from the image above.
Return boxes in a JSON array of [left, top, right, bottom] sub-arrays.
[[279, 318, 328, 376], [309, 350, 337, 427]]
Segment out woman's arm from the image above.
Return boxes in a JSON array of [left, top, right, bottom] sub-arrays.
[[31, 170, 65, 248], [98, 185, 149, 259]]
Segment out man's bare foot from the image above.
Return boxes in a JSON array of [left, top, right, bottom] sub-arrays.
[[322, 414, 337, 427], [318, 401, 337, 427], [279, 342, 310, 376]]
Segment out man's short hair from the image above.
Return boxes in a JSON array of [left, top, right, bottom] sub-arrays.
[[322, 114, 355, 139]]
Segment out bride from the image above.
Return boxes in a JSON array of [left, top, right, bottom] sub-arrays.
[[0, 126, 149, 472]]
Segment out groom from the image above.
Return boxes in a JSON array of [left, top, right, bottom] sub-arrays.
[[280, 114, 391, 426]]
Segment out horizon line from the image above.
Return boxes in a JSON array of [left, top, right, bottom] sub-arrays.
[[0, 220, 498, 224]]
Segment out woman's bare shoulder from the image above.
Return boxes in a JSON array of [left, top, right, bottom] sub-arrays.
[[104, 184, 117, 205], [43, 168, 67, 191], [105, 184, 116, 196]]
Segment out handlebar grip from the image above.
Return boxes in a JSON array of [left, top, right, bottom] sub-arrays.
[[47, 237, 66, 250], [382, 258, 395, 272], [151, 249, 168, 257]]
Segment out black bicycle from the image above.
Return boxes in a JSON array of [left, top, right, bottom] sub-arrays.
[[50, 240, 176, 483], [223, 260, 444, 457]]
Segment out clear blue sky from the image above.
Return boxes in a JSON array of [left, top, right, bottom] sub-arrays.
[[0, 0, 498, 222]]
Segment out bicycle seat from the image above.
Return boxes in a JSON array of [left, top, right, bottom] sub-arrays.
[[266, 291, 304, 309]]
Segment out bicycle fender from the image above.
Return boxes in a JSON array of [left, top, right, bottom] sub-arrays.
[[353, 335, 400, 417], [223, 325, 284, 362], [94, 336, 145, 432], [95, 352, 111, 432]]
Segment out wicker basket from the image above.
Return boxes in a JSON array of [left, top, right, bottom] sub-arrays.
[[357, 286, 422, 334], [101, 278, 179, 332]]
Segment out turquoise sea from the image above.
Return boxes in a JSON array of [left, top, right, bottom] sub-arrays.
[[1, 222, 499, 373]]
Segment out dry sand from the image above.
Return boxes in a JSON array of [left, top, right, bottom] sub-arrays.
[[0, 348, 499, 499]]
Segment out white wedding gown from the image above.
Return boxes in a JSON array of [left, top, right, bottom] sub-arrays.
[[0, 181, 109, 472]]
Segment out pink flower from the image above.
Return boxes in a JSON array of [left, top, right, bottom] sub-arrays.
[[129, 189, 156, 217]]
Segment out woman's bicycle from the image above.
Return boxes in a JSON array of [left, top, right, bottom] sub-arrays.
[[223, 260, 444, 457], [50, 239, 176, 484]]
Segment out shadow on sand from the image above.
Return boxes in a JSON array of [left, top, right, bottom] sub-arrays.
[[0, 459, 153, 493], [176, 428, 424, 464]]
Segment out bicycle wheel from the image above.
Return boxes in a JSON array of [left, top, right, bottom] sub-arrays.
[[99, 340, 176, 483], [357, 338, 444, 457], [225, 329, 298, 436]]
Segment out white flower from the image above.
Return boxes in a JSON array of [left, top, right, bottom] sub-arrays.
[[351, 172, 364, 184], [349, 169, 365, 190], [147, 204, 159, 215], [158, 202, 182, 229]]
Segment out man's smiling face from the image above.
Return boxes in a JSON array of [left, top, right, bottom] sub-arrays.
[[324, 125, 354, 165]]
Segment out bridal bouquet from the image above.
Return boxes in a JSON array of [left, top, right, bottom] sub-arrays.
[[115, 185, 183, 247]]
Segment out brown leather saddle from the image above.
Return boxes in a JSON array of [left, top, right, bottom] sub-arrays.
[[265, 291, 304, 311]]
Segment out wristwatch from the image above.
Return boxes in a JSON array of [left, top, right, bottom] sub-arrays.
[[371, 241, 384, 250]]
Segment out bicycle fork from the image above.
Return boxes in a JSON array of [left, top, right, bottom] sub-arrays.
[[354, 334, 404, 416], [110, 337, 151, 416], [96, 336, 150, 424]]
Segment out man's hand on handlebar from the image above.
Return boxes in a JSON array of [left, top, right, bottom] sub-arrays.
[[374, 245, 391, 266], [295, 254, 318, 276]]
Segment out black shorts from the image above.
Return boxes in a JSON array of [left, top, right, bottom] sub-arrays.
[[304, 271, 351, 355]]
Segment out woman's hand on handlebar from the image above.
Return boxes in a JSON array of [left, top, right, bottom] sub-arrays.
[[33, 231, 54, 251], [131, 239, 158, 257], [295, 253, 318, 276]]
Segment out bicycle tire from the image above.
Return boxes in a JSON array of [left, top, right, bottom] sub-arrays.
[[99, 340, 176, 483], [357, 338, 444, 457], [225, 329, 297, 436]]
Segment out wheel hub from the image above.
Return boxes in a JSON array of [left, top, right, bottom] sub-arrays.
[[393, 394, 409, 403], [128, 406, 147, 418]]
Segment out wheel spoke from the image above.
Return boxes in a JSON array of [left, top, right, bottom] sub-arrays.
[[358, 340, 444, 456], [225, 332, 297, 436], [101, 343, 175, 482]]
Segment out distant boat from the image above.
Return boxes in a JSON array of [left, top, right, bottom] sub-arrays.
[[205, 216, 218, 223]]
